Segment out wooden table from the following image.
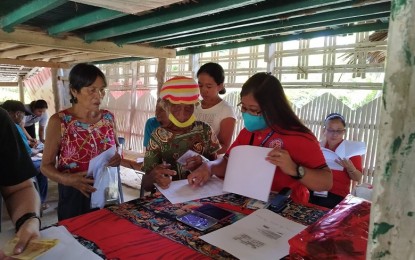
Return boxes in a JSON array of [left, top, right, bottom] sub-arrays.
[[121, 150, 144, 171]]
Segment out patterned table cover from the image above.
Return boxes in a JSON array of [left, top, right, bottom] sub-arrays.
[[99, 192, 328, 259]]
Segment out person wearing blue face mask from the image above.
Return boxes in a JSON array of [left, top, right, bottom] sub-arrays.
[[190, 73, 332, 204]]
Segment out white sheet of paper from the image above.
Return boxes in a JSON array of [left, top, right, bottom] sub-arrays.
[[38, 226, 103, 260], [88, 146, 119, 209], [343, 140, 366, 158], [334, 140, 366, 159], [223, 145, 275, 202], [136, 157, 144, 163], [155, 176, 227, 204], [321, 148, 343, 171], [31, 154, 42, 161], [87, 146, 117, 177], [321, 140, 366, 171], [200, 209, 306, 260]]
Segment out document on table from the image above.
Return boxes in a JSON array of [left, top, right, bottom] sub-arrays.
[[200, 209, 306, 260], [155, 176, 227, 204], [38, 226, 103, 260], [223, 145, 275, 202]]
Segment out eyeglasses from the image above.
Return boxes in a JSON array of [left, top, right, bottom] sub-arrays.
[[237, 102, 262, 116], [326, 128, 346, 135], [85, 86, 107, 96]]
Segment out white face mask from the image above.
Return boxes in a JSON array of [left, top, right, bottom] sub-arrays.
[[168, 113, 196, 128]]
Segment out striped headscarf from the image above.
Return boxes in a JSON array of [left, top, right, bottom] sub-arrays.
[[159, 76, 199, 104]]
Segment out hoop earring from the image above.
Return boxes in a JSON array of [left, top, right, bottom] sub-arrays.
[[70, 97, 78, 104]]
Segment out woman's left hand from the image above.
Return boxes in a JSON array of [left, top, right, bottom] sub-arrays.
[[335, 158, 355, 172], [8, 218, 41, 257], [107, 152, 121, 167], [266, 148, 297, 177], [187, 162, 211, 187]]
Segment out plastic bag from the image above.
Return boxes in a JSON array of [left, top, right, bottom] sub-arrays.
[[90, 166, 119, 209], [288, 195, 371, 260], [351, 183, 373, 201]]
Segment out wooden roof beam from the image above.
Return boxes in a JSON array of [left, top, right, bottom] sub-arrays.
[[51, 52, 122, 63], [0, 28, 175, 58], [48, 8, 127, 35], [0, 0, 67, 32], [0, 58, 70, 69], [84, 0, 268, 42], [114, 0, 352, 45], [155, 8, 389, 48], [178, 22, 389, 55], [0, 82, 19, 87], [0, 46, 53, 59], [21, 50, 81, 60]]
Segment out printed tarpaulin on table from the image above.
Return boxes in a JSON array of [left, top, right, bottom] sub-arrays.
[[288, 195, 371, 260], [106, 193, 328, 259]]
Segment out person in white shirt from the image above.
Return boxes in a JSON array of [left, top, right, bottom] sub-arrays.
[[22, 99, 48, 144], [195, 63, 236, 154]]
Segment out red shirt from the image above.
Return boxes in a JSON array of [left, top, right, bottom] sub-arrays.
[[325, 141, 363, 197], [57, 109, 117, 173], [226, 127, 327, 204]]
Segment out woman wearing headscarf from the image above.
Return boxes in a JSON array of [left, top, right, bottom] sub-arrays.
[[141, 76, 220, 192], [309, 113, 364, 208]]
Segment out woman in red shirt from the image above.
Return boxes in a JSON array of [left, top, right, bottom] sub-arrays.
[[309, 113, 364, 208], [190, 73, 332, 204]]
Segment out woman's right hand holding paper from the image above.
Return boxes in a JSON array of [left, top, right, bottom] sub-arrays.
[[63, 171, 96, 197]]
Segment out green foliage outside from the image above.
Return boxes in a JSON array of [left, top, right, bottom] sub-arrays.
[[285, 89, 382, 109]]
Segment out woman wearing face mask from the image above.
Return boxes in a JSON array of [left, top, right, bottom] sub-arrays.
[[191, 73, 332, 204], [141, 76, 221, 192]]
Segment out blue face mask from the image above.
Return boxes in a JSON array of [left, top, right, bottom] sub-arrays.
[[242, 112, 268, 132]]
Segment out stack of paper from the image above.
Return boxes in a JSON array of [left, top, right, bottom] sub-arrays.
[[200, 209, 306, 260]]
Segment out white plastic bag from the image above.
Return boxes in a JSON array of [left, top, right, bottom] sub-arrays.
[[351, 183, 373, 201], [90, 166, 119, 209]]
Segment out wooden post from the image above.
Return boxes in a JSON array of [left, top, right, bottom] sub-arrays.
[[18, 76, 24, 102], [367, 0, 415, 259], [127, 61, 138, 150], [51, 68, 60, 113], [265, 43, 276, 73], [156, 58, 166, 97]]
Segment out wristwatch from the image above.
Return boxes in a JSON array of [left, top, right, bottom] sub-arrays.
[[293, 165, 306, 179]]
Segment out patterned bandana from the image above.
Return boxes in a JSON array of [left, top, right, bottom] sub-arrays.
[[160, 76, 200, 104]]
